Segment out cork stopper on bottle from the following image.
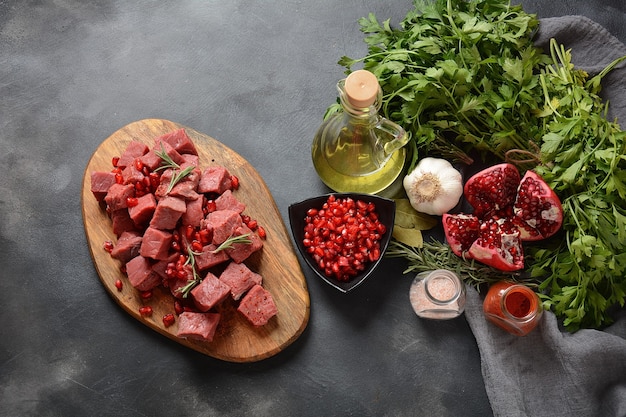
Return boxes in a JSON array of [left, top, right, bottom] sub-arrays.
[[344, 69, 379, 108]]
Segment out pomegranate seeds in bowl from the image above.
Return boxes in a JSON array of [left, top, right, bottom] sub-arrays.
[[288, 193, 395, 293]]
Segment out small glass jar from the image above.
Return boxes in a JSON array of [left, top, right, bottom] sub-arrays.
[[483, 281, 543, 336], [409, 269, 466, 319]]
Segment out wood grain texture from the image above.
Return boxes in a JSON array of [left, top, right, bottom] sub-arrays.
[[81, 119, 310, 362]]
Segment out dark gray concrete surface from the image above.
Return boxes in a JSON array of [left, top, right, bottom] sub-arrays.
[[1, 1, 625, 416]]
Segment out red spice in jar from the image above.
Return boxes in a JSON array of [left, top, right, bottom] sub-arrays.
[[302, 195, 386, 282], [483, 281, 542, 336]]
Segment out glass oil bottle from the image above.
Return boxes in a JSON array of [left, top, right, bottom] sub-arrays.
[[311, 70, 409, 197]]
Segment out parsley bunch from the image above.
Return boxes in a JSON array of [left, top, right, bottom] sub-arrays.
[[336, 0, 548, 169]]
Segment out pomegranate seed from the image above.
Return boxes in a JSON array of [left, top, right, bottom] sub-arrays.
[[231, 175, 240, 190], [114, 279, 123, 291], [139, 306, 153, 317], [140, 290, 152, 300], [162, 313, 175, 327], [112, 156, 120, 167], [257, 226, 267, 239], [302, 196, 386, 281], [103, 240, 114, 253], [134, 159, 144, 171], [174, 300, 184, 315], [126, 197, 138, 207], [114, 173, 124, 184]]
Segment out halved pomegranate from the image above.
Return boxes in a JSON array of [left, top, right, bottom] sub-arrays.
[[442, 163, 563, 271]]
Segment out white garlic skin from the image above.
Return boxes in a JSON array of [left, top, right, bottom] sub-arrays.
[[403, 157, 463, 216]]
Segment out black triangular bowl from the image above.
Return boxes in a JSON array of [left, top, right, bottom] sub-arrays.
[[288, 193, 396, 293]]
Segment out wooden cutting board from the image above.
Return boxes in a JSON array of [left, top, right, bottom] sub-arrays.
[[81, 119, 310, 362]]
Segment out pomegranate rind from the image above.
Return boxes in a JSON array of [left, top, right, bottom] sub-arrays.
[[442, 213, 480, 258], [464, 163, 520, 218], [513, 171, 563, 242], [467, 219, 524, 272]]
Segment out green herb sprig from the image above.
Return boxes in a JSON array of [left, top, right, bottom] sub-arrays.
[[212, 233, 252, 254], [154, 143, 195, 193], [386, 239, 526, 288], [177, 246, 203, 298]]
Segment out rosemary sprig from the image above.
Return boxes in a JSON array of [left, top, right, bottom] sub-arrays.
[[154, 143, 195, 193], [212, 233, 252, 253], [176, 246, 203, 298], [386, 239, 531, 289]]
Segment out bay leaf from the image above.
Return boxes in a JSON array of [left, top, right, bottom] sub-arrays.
[[392, 225, 424, 248], [394, 199, 438, 230]]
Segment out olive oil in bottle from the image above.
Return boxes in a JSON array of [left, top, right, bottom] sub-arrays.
[[311, 70, 409, 196]]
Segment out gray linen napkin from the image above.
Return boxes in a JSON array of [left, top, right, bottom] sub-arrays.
[[463, 16, 626, 417]]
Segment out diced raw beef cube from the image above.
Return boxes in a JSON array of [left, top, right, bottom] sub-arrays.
[[190, 272, 231, 312], [181, 195, 204, 227], [156, 128, 198, 156], [122, 162, 145, 185], [140, 227, 172, 260], [219, 262, 262, 300], [110, 208, 138, 237], [90, 171, 117, 202], [128, 193, 157, 226], [150, 196, 186, 230], [225, 225, 263, 263], [117, 141, 149, 168], [139, 149, 163, 171], [153, 141, 185, 166], [237, 284, 277, 326], [194, 244, 229, 270], [151, 253, 178, 279], [154, 169, 174, 200], [198, 166, 232, 194], [104, 183, 135, 211], [181, 154, 199, 167], [176, 312, 220, 342], [170, 168, 201, 200], [110, 231, 143, 264], [215, 189, 245, 213], [168, 276, 192, 299], [206, 210, 242, 245], [126, 255, 161, 291]]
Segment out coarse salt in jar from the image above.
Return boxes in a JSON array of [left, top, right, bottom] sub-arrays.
[[409, 269, 466, 319], [482, 281, 543, 336]]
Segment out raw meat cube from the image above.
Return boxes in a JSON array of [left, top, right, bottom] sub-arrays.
[[104, 183, 135, 211], [215, 189, 245, 213], [117, 141, 149, 168], [122, 161, 144, 185], [237, 284, 277, 326], [110, 231, 143, 264], [110, 208, 138, 237], [219, 262, 262, 300], [176, 312, 220, 342], [170, 168, 201, 200], [181, 196, 204, 227], [156, 128, 198, 156], [194, 244, 229, 270], [206, 209, 242, 245], [140, 227, 172, 260], [139, 149, 163, 171], [128, 193, 157, 226], [190, 272, 231, 312], [90, 171, 117, 202], [126, 255, 161, 291], [225, 225, 263, 263], [153, 140, 185, 166], [198, 166, 232, 195], [150, 196, 186, 230]]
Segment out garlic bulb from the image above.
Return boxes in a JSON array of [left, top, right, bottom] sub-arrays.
[[403, 157, 463, 216]]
